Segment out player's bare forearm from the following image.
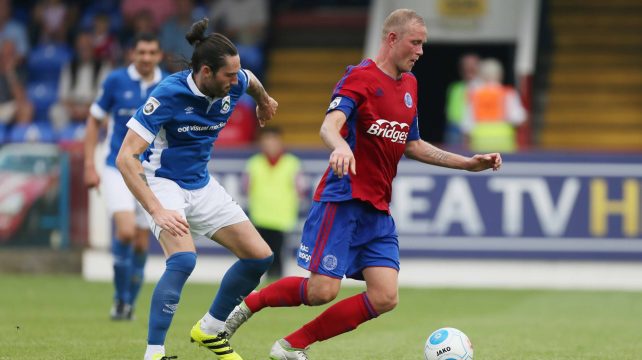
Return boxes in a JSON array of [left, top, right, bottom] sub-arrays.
[[404, 139, 469, 169], [246, 70, 278, 126], [320, 110, 349, 150], [405, 140, 502, 172], [116, 130, 163, 215], [84, 115, 100, 168], [246, 70, 269, 107], [321, 110, 356, 176]]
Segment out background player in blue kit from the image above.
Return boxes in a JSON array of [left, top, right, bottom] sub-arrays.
[[116, 19, 278, 360], [84, 33, 165, 321], [222, 9, 502, 360]]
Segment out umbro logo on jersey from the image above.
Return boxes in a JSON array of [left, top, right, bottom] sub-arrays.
[[366, 119, 409, 144], [184, 106, 194, 114]]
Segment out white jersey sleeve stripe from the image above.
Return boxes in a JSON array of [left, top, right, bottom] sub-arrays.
[[90, 103, 108, 121], [127, 117, 156, 143], [241, 69, 251, 88]]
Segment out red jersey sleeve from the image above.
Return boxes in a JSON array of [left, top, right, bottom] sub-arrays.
[[332, 65, 369, 106]]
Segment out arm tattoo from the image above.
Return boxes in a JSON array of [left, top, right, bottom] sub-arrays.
[[132, 154, 140, 160], [426, 149, 449, 164], [138, 173, 149, 186]]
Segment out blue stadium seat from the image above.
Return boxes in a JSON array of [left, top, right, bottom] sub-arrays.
[[79, 9, 123, 33], [0, 123, 7, 144], [236, 44, 265, 79], [27, 82, 58, 122], [57, 122, 86, 142], [8, 122, 57, 143], [27, 43, 72, 84]]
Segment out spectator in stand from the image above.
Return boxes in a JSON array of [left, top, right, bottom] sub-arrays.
[[209, 0, 268, 77], [2, 40, 42, 143], [91, 13, 120, 65], [0, 40, 30, 128], [119, 9, 157, 52], [32, 0, 75, 44], [50, 31, 111, 136], [244, 126, 305, 278], [209, 0, 268, 46], [122, 0, 175, 31], [0, 0, 29, 62], [444, 53, 480, 148], [160, 0, 201, 73], [462, 58, 526, 153]]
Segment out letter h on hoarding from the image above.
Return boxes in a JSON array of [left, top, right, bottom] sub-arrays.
[[590, 179, 640, 237]]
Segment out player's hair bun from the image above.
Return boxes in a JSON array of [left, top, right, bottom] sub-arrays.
[[185, 18, 209, 46]]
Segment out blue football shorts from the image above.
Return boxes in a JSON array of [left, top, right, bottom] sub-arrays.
[[297, 199, 399, 280]]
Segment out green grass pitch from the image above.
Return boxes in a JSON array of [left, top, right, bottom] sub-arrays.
[[1, 274, 641, 359]]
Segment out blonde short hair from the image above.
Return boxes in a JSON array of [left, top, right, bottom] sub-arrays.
[[382, 8, 426, 40], [479, 58, 504, 82]]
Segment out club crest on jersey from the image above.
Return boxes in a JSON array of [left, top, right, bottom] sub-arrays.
[[220, 96, 231, 114], [143, 97, 160, 115], [328, 97, 342, 110], [404, 92, 413, 108]]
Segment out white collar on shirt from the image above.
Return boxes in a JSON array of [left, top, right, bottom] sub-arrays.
[[127, 64, 162, 85], [186, 71, 219, 102], [187, 71, 206, 97]]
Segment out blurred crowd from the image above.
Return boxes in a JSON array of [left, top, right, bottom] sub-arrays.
[[445, 53, 526, 153], [0, 0, 268, 145], [0, 0, 526, 151]]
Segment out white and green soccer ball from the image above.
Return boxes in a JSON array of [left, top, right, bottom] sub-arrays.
[[424, 327, 474, 360]]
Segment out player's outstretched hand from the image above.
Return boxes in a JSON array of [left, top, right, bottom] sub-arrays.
[[329, 145, 356, 178], [465, 153, 502, 172], [84, 166, 100, 189], [256, 96, 278, 127], [152, 208, 190, 237]]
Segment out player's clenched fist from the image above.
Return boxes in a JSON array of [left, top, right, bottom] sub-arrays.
[[257, 96, 278, 127]]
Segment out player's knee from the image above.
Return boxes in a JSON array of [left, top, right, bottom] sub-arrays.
[[368, 291, 398, 314], [166, 251, 197, 275], [115, 227, 136, 242], [307, 284, 339, 305]]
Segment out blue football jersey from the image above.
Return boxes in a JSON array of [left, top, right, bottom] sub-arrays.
[[90, 64, 165, 168], [127, 69, 251, 190]]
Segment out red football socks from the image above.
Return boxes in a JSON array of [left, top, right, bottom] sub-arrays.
[[244, 276, 309, 313], [284, 292, 378, 349]]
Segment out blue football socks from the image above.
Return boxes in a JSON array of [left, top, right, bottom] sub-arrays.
[[129, 251, 147, 306], [148, 251, 197, 345], [112, 237, 133, 303], [208, 255, 273, 322]]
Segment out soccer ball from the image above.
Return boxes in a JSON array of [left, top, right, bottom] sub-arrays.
[[424, 327, 474, 360]]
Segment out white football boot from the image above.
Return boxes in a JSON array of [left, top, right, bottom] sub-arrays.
[[269, 339, 309, 360]]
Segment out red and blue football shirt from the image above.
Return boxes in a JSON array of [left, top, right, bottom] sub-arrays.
[[313, 59, 420, 212]]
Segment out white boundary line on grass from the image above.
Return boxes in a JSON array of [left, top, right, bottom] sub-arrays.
[[82, 250, 642, 291]]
